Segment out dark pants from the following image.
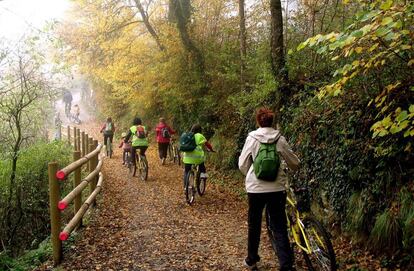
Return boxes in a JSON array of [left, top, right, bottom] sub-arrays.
[[64, 102, 71, 116], [158, 142, 169, 159], [131, 146, 148, 165], [247, 191, 293, 270], [183, 163, 206, 187], [103, 133, 114, 146]]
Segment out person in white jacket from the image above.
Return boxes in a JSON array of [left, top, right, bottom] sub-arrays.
[[239, 108, 300, 271]]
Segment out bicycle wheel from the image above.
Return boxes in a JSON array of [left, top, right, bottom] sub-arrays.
[[184, 170, 195, 205], [168, 143, 173, 161], [173, 145, 181, 166], [301, 217, 337, 271], [138, 156, 148, 181], [266, 208, 303, 269], [129, 154, 136, 177], [197, 172, 206, 196]]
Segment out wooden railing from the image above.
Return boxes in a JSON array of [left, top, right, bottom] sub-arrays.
[[48, 126, 104, 265]]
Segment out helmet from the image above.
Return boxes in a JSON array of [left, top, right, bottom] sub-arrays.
[[121, 132, 127, 138]]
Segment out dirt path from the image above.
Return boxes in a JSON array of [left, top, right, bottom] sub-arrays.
[[55, 119, 281, 271]]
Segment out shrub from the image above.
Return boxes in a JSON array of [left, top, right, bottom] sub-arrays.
[[0, 141, 72, 256], [369, 209, 402, 253]]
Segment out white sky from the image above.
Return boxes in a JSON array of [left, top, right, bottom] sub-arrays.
[[0, 0, 71, 41]]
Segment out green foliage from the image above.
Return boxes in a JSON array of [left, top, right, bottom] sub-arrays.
[[295, 0, 414, 149], [345, 192, 368, 239], [369, 208, 402, 253], [60, 0, 414, 259], [0, 141, 72, 256], [399, 188, 414, 250], [0, 238, 52, 271]]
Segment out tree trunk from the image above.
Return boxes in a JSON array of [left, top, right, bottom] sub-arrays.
[[169, 0, 207, 93], [133, 0, 165, 51], [270, 0, 287, 82], [239, 0, 247, 91]]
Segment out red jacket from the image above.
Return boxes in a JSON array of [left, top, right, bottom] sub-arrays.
[[155, 123, 175, 143]]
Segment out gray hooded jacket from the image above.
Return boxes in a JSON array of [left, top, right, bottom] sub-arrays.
[[238, 127, 300, 193]]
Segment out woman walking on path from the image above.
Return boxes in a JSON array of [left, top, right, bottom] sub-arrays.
[[238, 108, 300, 271], [155, 117, 175, 165]]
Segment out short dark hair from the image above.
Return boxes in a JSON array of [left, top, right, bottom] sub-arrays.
[[190, 124, 202, 134], [256, 108, 274, 127], [133, 117, 142, 125]]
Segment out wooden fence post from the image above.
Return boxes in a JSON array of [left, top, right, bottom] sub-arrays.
[[67, 126, 71, 145], [81, 131, 85, 157], [88, 141, 95, 204], [76, 129, 81, 152], [92, 140, 99, 194], [88, 138, 93, 155], [48, 162, 62, 265], [73, 151, 82, 228], [73, 127, 77, 150], [85, 133, 89, 154]]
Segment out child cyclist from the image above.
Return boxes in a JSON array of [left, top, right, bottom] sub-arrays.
[[182, 124, 214, 187], [119, 132, 131, 165]]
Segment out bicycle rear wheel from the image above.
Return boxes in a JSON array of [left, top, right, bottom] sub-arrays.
[[197, 172, 206, 196], [173, 145, 181, 166], [138, 156, 148, 181], [128, 154, 136, 177], [168, 143, 173, 161], [184, 171, 195, 205], [301, 217, 337, 271], [106, 137, 112, 158]]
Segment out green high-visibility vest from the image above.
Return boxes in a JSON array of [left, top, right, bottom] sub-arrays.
[[130, 125, 149, 147], [183, 133, 206, 165]]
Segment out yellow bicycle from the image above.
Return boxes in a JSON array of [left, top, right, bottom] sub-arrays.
[[266, 186, 337, 271], [128, 151, 148, 181]]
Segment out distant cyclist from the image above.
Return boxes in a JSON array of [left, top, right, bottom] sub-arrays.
[[54, 113, 62, 140], [72, 104, 81, 124], [100, 117, 115, 148], [124, 117, 149, 167], [62, 90, 73, 117], [155, 117, 175, 165], [119, 132, 132, 165], [182, 124, 214, 187]]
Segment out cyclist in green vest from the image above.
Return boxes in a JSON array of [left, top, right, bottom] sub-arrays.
[[182, 124, 214, 187], [124, 117, 149, 167]]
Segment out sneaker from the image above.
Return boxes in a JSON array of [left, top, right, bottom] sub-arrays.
[[200, 173, 208, 178], [244, 258, 258, 270], [162, 158, 166, 165]]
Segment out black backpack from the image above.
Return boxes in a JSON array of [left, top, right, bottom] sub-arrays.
[[179, 132, 197, 152], [161, 127, 171, 138]]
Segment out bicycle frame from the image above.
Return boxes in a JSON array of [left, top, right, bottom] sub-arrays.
[[286, 193, 326, 255], [136, 153, 144, 169]]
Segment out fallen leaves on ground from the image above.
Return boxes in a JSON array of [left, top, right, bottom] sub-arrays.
[[36, 119, 383, 271]]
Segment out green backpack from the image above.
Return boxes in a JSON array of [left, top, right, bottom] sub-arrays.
[[253, 142, 280, 182]]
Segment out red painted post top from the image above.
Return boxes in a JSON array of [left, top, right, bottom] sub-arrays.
[[59, 231, 69, 241], [58, 200, 68, 211], [56, 170, 66, 180]]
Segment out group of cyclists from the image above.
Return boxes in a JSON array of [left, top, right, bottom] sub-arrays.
[[101, 107, 299, 271], [62, 90, 81, 124]]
